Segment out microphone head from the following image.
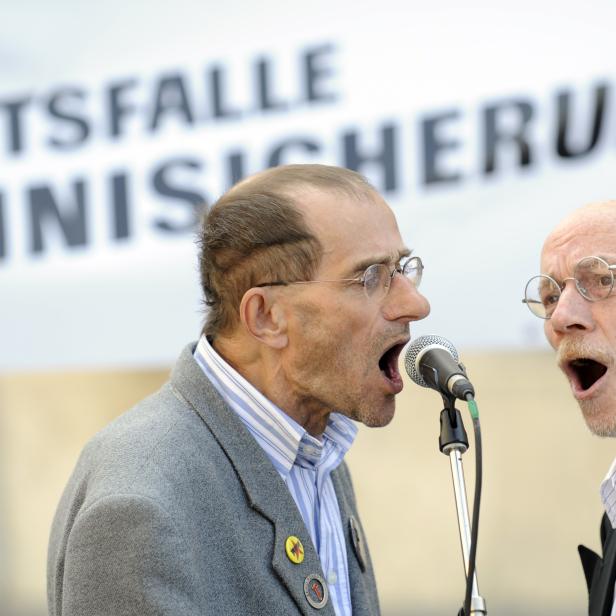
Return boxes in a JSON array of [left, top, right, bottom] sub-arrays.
[[404, 335, 459, 388]]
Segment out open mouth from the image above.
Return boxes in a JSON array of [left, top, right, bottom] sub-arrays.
[[378, 342, 406, 388], [567, 358, 608, 392]]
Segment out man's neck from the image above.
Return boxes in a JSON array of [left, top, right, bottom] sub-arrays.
[[211, 335, 330, 437]]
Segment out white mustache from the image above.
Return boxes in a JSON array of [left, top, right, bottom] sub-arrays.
[[556, 337, 613, 369]]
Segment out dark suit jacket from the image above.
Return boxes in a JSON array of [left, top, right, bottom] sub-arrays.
[[580, 513, 616, 616], [47, 343, 381, 615]]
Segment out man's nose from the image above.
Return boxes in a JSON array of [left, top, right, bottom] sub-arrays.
[[383, 274, 430, 322], [549, 281, 594, 334]]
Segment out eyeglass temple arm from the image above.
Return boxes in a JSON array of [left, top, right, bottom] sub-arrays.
[[255, 278, 360, 288], [254, 281, 290, 288]]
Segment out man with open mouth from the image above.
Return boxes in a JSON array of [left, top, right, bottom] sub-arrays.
[[523, 200, 616, 616], [48, 164, 430, 616]]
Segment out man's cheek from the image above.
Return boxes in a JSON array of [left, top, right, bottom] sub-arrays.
[[544, 323, 559, 351]]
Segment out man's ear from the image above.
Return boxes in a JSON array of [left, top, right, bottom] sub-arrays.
[[239, 288, 288, 349]]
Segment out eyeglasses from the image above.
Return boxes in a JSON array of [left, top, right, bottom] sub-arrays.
[[523, 255, 616, 319], [255, 255, 423, 301]]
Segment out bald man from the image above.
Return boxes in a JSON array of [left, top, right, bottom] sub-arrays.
[[47, 165, 430, 616], [523, 201, 616, 616]]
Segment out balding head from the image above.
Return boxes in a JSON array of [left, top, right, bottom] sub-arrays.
[[198, 164, 378, 338], [227, 163, 377, 203], [543, 200, 616, 258]]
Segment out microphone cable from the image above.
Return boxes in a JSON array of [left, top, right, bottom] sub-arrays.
[[461, 395, 482, 616]]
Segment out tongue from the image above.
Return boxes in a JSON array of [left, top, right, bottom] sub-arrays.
[[379, 348, 402, 385]]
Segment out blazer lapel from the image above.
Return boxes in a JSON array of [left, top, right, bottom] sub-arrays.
[[332, 464, 381, 616]]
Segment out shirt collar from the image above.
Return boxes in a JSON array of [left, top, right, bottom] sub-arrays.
[[193, 335, 357, 476]]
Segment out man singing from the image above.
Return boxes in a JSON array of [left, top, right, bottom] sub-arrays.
[[523, 201, 616, 616], [48, 164, 430, 615]]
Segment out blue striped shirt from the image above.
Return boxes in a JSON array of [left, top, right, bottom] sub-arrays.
[[194, 335, 358, 616]]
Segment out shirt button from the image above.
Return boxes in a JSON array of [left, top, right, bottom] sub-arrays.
[[327, 571, 337, 585]]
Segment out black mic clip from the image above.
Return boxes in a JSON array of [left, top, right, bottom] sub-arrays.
[[439, 394, 469, 456]]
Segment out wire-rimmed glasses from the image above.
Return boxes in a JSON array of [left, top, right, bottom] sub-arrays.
[[256, 255, 423, 301], [523, 255, 616, 319]]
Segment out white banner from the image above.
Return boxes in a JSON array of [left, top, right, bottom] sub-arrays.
[[1, 0, 615, 370]]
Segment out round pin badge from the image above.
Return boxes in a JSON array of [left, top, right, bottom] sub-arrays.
[[303, 573, 329, 609], [285, 535, 305, 564], [349, 516, 367, 572]]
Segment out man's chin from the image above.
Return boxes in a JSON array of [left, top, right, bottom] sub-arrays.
[[580, 399, 616, 437], [357, 399, 396, 428], [362, 414, 395, 428]]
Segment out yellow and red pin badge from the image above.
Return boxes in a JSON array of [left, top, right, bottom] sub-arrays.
[[285, 536, 305, 564]]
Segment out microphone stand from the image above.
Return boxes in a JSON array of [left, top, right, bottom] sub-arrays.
[[439, 394, 487, 615]]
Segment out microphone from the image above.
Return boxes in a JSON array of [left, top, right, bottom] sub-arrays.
[[404, 335, 475, 400]]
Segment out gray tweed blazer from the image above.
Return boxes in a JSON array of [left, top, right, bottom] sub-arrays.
[[47, 343, 381, 616]]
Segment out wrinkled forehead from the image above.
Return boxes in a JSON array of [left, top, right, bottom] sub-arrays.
[[298, 186, 394, 232], [541, 203, 616, 273]]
